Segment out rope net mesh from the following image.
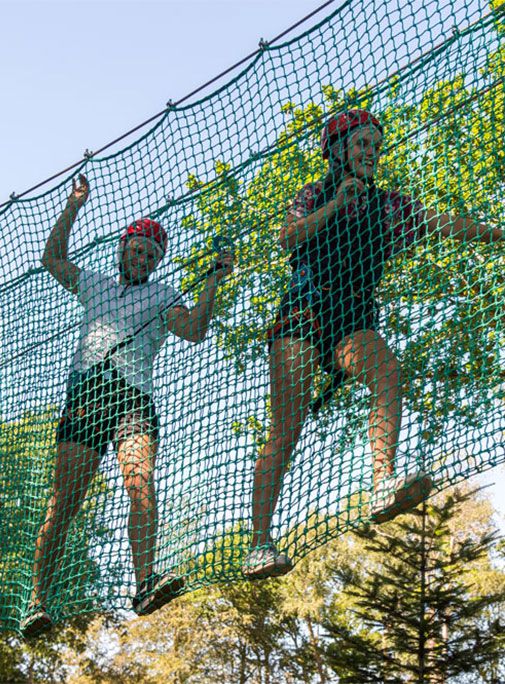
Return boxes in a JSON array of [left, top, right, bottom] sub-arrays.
[[1, 0, 504, 631]]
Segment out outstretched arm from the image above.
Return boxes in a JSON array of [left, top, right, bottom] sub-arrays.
[[162, 252, 234, 343], [424, 207, 504, 245], [41, 174, 89, 295]]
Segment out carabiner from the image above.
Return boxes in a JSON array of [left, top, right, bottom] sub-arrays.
[[212, 235, 234, 253]]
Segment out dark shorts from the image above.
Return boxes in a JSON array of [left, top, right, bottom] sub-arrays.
[[267, 291, 379, 372], [56, 363, 159, 457]]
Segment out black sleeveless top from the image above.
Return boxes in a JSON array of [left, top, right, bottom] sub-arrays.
[[289, 175, 388, 311]]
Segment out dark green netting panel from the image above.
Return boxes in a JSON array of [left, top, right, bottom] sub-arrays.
[[1, 0, 504, 632]]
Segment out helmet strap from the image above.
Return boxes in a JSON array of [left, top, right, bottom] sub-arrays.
[[118, 268, 150, 286], [328, 128, 376, 185]]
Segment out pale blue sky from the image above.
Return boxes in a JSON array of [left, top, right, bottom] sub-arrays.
[[1, 0, 503, 526], [0, 0, 326, 204]]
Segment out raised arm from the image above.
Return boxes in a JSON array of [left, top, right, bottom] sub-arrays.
[[279, 177, 365, 252], [423, 207, 504, 245], [162, 251, 234, 343], [41, 174, 89, 295]]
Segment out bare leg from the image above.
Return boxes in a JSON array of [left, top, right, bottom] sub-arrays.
[[32, 441, 101, 605], [252, 338, 319, 547], [333, 330, 402, 487], [117, 434, 157, 586]]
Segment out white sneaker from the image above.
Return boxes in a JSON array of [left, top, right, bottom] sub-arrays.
[[243, 543, 293, 580], [370, 471, 433, 524]]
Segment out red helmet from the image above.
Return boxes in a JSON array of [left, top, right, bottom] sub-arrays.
[[120, 218, 168, 256], [321, 109, 382, 160]]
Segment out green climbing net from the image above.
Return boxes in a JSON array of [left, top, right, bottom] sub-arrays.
[[0, 0, 504, 632]]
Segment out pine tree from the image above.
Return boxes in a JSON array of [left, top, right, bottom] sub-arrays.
[[323, 488, 505, 683]]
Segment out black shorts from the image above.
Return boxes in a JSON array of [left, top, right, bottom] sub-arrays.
[[267, 291, 379, 372], [56, 363, 159, 457]]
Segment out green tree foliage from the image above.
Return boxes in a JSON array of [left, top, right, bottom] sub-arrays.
[[62, 583, 319, 684], [18, 486, 502, 684], [323, 487, 505, 684], [0, 410, 110, 633], [0, 613, 102, 683], [179, 22, 505, 451]]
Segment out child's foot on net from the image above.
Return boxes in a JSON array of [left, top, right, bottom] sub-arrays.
[[20, 602, 53, 639], [243, 543, 293, 580], [370, 470, 433, 524], [132, 571, 185, 616]]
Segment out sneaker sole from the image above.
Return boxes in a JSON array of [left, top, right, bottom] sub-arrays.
[[135, 577, 185, 616], [243, 560, 293, 581], [21, 613, 53, 639], [371, 474, 434, 524]]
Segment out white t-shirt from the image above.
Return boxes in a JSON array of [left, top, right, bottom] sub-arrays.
[[68, 269, 183, 395]]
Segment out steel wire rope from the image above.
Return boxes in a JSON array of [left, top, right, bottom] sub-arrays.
[[2, 59, 501, 302], [1, 72, 502, 371], [1, 1, 500, 296], [1, 3, 502, 368], [1, 0, 499, 210], [0, 0, 340, 209]]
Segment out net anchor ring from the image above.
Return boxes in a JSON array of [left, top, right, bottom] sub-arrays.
[[258, 38, 269, 51], [203, 236, 234, 277], [83, 149, 94, 159], [9, 192, 18, 202]]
